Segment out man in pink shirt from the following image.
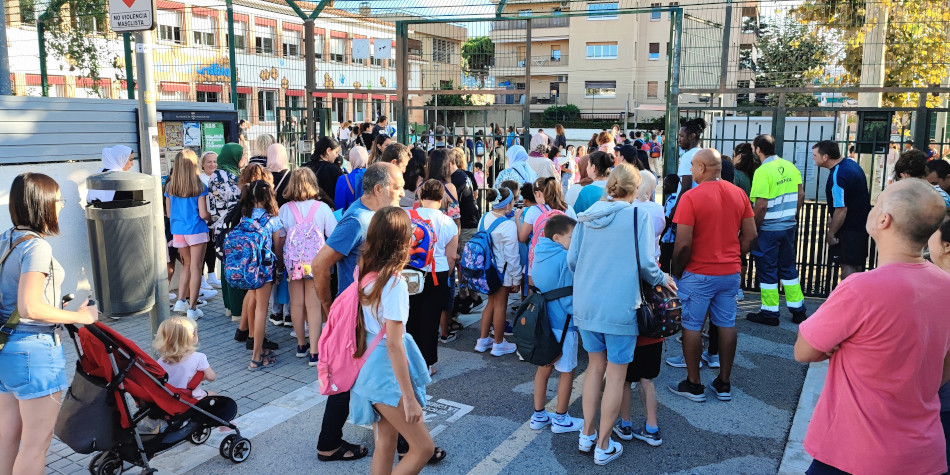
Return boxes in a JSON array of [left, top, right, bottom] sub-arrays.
[[794, 178, 950, 475]]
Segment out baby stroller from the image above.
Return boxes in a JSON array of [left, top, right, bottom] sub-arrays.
[[55, 322, 250, 475]]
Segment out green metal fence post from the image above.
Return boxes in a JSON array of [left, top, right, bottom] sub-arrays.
[[226, 0, 239, 111], [396, 21, 410, 145], [664, 8, 683, 176], [123, 33, 135, 99], [773, 92, 787, 155], [37, 17, 48, 96]]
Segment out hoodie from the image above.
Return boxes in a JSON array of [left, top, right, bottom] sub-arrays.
[[567, 200, 666, 336], [532, 237, 575, 335]]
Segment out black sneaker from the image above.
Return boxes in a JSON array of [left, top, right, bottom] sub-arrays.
[[234, 328, 249, 342], [668, 379, 707, 402], [710, 377, 732, 401], [791, 310, 808, 324], [612, 420, 633, 441], [631, 426, 663, 447], [746, 312, 780, 327], [246, 338, 279, 351], [268, 313, 284, 326], [284, 314, 293, 326]]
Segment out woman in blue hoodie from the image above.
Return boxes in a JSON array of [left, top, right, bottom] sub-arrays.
[[567, 162, 675, 466]]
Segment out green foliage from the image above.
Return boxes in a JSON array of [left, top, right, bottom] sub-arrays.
[[461, 36, 494, 88], [543, 104, 580, 121], [30, 0, 112, 97], [752, 16, 829, 107], [423, 81, 474, 107]]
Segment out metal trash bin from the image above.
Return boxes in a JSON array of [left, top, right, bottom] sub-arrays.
[[85, 171, 156, 317]]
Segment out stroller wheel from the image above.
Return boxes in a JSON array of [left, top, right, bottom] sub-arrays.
[[87, 452, 105, 473], [219, 434, 237, 459], [93, 452, 123, 475], [228, 437, 252, 463], [189, 425, 212, 445]]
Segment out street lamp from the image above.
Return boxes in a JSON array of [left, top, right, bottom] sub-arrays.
[[551, 88, 558, 122]]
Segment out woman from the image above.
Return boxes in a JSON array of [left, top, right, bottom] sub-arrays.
[[198, 151, 220, 288], [338, 120, 353, 144], [349, 207, 437, 474], [506, 125, 518, 148], [400, 147, 427, 208], [356, 122, 373, 149], [249, 134, 275, 167], [0, 173, 98, 472], [87, 145, 135, 203], [573, 151, 613, 214], [199, 151, 217, 186], [496, 144, 538, 188], [554, 124, 567, 151], [631, 170, 665, 260], [267, 144, 291, 208], [303, 136, 344, 204], [568, 163, 674, 466], [208, 143, 247, 322], [596, 131, 614, 153], [425, 149, 462, 225], [566, 152, 592, 208], [929, 217, 950, 466], [368, 134, 393, 165], [732, 142, 758, 197], [335, 145, 369, 212]]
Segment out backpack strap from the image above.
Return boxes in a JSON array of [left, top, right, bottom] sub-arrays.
[[303, 201, 320, 224], [442, 183, 459, 204], [0, 232, 40, 350], [289, 201, 305, 224], [408, 209, 439, 285], [345, 173, 356, 195], [485, 215, 508, 235], [541, 286, 573, 301]]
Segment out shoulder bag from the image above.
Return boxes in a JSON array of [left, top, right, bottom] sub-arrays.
[[0, 231, 43, 351], [633, 208, 683, 339]]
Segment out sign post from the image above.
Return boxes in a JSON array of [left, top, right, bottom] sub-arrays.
[[109, 0, 168, 338]]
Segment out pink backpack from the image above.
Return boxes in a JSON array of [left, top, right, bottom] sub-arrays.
[[284, 201, 326, 280], [528, 208, 566, 274], [317, 270, 383, 395]]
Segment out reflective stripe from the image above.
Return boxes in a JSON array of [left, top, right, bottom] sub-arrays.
[[760, 304, 780, 312], [759, 283, 778, 290], [787, 300, 804, 309], [780, 279, 800, 286]]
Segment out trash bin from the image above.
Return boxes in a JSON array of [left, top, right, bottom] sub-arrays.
[[85, 171, 156, 317]]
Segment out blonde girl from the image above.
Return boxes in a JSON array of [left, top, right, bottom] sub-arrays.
[[166, 149, 211, 320], [278, 168, 337, 366], [474, 187, 522, 357], [153, 316, 216, 398]]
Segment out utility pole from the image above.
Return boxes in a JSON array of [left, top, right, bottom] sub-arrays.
[[304, 19, 316, 141], [0, 3, 11, 95]]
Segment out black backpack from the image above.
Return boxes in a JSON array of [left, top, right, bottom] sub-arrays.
[[513, 286, 573, 366]]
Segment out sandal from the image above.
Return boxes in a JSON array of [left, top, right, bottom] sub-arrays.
[[448, 320, 464, 332], [398, 446, 447, 465], [317, 440, 368, 462], [248, 355, 277, 371]]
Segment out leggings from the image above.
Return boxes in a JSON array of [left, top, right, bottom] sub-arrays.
[[203, 231, 216, 275], [317, 392, 350, 452], [407, 271, 449, 366]]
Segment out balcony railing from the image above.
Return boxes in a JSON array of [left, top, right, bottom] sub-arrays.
[[492, 16, 570, 31], [495, 54, 569, 69]]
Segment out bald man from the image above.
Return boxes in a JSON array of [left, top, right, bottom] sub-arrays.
[[795, 179, 950, 475], [668, 148, 757, 403]]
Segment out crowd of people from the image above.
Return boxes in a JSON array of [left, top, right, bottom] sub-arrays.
[[3, 115, 950, 474]]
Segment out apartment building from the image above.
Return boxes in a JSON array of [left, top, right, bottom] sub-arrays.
[[490, 0, 757, 119]]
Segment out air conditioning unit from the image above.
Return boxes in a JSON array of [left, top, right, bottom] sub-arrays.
[[557, 75, 567, 82]]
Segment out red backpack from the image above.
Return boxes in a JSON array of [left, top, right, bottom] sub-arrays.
[[406, 209, 438, 284], [528, 208, 566, 274], [317, 270, 381, 396]]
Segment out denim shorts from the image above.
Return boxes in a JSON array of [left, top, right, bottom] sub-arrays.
[[677, 271, 741, 331], [0, 329, 68, 400], [578, 329, 637, 365]]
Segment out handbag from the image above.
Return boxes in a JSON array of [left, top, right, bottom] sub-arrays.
[[54, 364, 117, 453], [633, 208, 683, 339], [0, 231, 41, 352], [401, 268, 425, 296]]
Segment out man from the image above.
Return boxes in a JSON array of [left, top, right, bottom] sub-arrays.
[[312, 162, 404, 462], [895, 149, 950, 207], [632, 131, 644, 149], [371, 115, 389, 139], [431, 125, 449, 150], [794, 178, 950, 475], [926, 159, 950, 194], [746, 134, 807, 326], [668, 149, 757, 403], [381, 142, 410, 173], [811, 140, 871, 279]]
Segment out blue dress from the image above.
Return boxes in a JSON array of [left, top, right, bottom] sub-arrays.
[[349, 331, 432, 425]]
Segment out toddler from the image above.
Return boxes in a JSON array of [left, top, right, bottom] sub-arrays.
[[153, 316, 216, 399]]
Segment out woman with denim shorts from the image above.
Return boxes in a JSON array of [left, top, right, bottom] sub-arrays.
[[0, 173, 98, 473], [567, 163, 675, 466]]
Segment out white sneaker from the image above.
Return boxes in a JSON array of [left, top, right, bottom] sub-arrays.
[[594, 438, 623, 466], [702, 351, 721, 369], [474, 337, 493, 353], [578, 430, 597, 453], [490, 339, 517, 356], [168, 292, 177, 302], [198, 288, 217, 299], [186, 308, 203, 320], [289, 323, 310, 339], [207, 274, 222, 288], [551, 413, 584, 434], [173, 300, 189, 313], [200, 277, 212, 291], [529, 411, 553, 430]]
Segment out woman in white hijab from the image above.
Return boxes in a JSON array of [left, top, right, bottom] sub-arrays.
[[86, 145, 134, 203]]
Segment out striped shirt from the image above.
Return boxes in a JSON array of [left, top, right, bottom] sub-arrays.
[[750, 156, 802, 231]]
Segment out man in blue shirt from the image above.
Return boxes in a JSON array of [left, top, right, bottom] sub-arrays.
[[811, 140, 871, 280]]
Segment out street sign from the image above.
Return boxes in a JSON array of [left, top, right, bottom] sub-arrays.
[[109, 0, 156, 33]]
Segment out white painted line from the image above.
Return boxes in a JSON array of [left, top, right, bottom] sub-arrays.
[[778, 360, 827, 474], [466, 372, 587, 475]]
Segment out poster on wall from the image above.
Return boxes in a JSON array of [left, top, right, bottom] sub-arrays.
[[163, 122, 184, 148], [183, 122, 202, 147], [201, 122, 225, 153], [352, 39, 370, 60]]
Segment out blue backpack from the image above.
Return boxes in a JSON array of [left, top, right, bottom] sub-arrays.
[[475, 141, 485, 156], [223, 214, 276, 290], [460, 215, 508, 294]]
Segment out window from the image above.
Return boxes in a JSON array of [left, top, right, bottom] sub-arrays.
[[588, 2, 619, 20], [158, 10, 183, 44], [256, 26, 275, 54], [18, 0, 35, 25], [282, 29, 301, 57], [551, 46, 561, 61], [258, 90, 277, 122], [237, 93, 250, 120], [196, 90, 219, 102], [739, 44, 754, 70], [439, 80, 452, 90], [518, 46, 526, 66], [285, 94, 301, 109], [160, 90, 187, 102], [192, 15, 215, 46], [519, 9, 532, 17], [585, 81, 616, 98], [333, 97, 347, 123], [649, 43, 660, 60], [433, 39, 452, 64], [668, 2, 678, 19], [741, 7, 758, 34], [330, 37, 345, 63], [737, 80, 750, 103], [647, 81, 658, 98], [229, 21, 247, 51], [354, 99, 365, 122], [372, 99, 384, 118], [371, 48, 383, 67], [314, 35, 324, 60], [586, 42, 618, 59], [408, 39, 423, 57], [650, 3, 662, 20], [410, 64, 421, 89]]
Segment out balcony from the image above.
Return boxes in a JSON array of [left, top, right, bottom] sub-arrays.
[[492, 16, 570, 31], [493, 54, 569, 76]]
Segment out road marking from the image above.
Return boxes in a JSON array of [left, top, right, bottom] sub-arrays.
[[466, 372, 587, 475]]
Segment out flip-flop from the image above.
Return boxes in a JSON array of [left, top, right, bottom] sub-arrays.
[[248, 355, 276, 371], [317, 441, 368, 462]]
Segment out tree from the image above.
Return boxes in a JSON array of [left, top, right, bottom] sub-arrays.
[[424, 81, 474, 125], [795, 0, 950, 107], [460, 36, 494, 89], [751, 16, 830, 107]]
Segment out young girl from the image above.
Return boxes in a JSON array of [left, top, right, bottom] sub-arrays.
[[473, 162, 485, 189], [166, 149, 212, 320], [474, 187, 522, 357], [349, 207, 438, 473], [153, 316, 216, 398], [238, 180, 284, 370], [279, 168, 337, 366]]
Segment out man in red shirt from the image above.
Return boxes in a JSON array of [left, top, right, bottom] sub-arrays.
[[668, 148, 757, 403], [794, 178, 950, 475]]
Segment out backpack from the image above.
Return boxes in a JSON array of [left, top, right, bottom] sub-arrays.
[[317, 271, 382, 396], [650, 141, 662, 159], [475, 141, 485, 156], [527, 207, 565, 274], [405, 209, 439, 292], [460, 215, 509, 294], [284, 202, 326, 281], [223, 213, 276, 290], [512, 285, 573, 366]]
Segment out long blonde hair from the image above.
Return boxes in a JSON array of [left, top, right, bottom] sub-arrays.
[[166, 149, 204, 198], [153, 316, 198, 364]]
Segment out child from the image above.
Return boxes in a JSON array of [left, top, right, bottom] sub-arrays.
[[473, 162, 485, 189], [560, 146, 577, 195], [166, 150, 212, 320], [153, 316, 216, 398], [279, 168, 337, 366], [238, 180, 284, 370], [474, 187, 522, 356], [614, 337, 664, 446], [659, 174, 679, 272], [529, 215, 583, 433]]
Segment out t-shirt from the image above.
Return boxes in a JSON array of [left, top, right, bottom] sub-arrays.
[[526, 155, 559, 179], [660, 193, 677, 244], [631, 200, 665, 259], [165, 186, 210, 235], [277, 200, 338, 240], [673, 180, 754, 275], [523, 204, 577, 227], [749, 156, 802, 231], [362, 276, 409, 337], [247, 208, 283, 251], [412, 207, 459, 272], [825, 159, 871, 232], [799, 263, 950, 475], [451, 169, 480, 229], [0, 230, 63, 327], [573, 181, 607, 214], [733, 170, 752, 197], [676, 147, 700, 197], [720, 157, 735, 184], [158, 352, 210, 399], [479, 212, 522, 287], [325, 200, 375, 295]]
